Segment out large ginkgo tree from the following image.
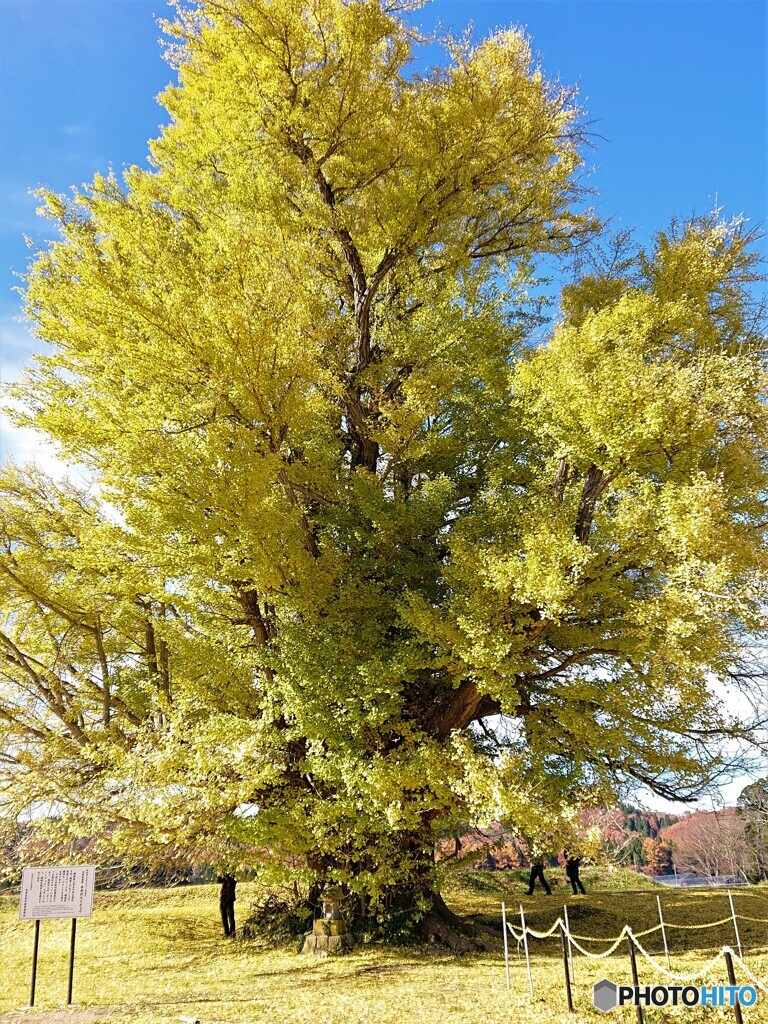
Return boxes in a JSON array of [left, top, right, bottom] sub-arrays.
[[1, 0, 766, 946]]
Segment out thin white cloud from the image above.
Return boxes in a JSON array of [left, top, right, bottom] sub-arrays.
[[638, 772, 764, 815], [0, 417, 78, 482], [0, 315, 39, 377], [0, 316, 75, 479], [0, 187, 45, 237]]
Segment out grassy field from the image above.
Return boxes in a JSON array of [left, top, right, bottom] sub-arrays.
[[0, 870, 766, 1024]]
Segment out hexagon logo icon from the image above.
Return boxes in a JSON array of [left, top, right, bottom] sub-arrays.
[[593, 978, 618, 1013]]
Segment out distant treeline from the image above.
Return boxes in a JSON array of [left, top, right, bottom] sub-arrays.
[[620, 805, 679, 838]]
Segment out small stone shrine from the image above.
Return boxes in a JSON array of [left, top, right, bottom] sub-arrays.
[[301, 885, 354, 955]]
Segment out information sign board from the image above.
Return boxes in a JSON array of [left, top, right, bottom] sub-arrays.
[[19, 865, 95, 921]]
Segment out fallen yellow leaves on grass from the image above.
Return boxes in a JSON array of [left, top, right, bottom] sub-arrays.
[[0, 876, 766, 1024]]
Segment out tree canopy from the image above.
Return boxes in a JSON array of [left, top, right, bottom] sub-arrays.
[[1, 0, 766, 944]]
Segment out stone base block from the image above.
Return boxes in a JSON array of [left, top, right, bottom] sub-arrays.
[[301, 932, 355, 956]]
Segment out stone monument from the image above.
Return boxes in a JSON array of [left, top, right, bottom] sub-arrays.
[[301, 885, 354, 955]]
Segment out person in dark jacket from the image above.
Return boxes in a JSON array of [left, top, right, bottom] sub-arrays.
[[565, 854, 586, 895], [526, 860, 552, 895], [217, 873, 237, 936]]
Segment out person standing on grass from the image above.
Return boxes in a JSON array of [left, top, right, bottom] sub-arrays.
[[565, 854, 586, 895], [526, 859, 552, 895], [217, 873, 237, 936]]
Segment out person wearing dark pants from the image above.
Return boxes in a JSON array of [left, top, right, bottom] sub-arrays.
[[565, 855, 586, 895], [527, 861, 551, 895], [217, 873, 237, 936]]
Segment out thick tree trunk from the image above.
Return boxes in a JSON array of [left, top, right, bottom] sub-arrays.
[[349, 832, 496, 952], [420, 891, 493, 952]]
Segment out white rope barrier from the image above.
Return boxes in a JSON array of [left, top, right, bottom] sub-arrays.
[[663, 916, 734, 930], [569, 922, 662, 941], [501, 897, 768, 992], [730, 950, 768, 996], [524, 918, 564, 940], [503, 904, 768, 944], [567, 926, 631, 960], [628, 928, 728, 983]]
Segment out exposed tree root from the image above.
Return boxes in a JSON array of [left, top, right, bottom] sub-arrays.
[[420, 892, 494, 951]]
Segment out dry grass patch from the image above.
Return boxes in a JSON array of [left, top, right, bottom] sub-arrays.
[[0, 878, 766, 1024]]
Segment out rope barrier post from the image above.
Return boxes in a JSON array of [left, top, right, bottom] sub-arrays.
[[728, 890, 743, 960], [656, 894, 671, 970], [724, 950, 744, 1024], [520, 903, 535, 999], [627, 932, 644, 1024], [563, 903, 574, 980], [502, 902, 511, 991], [560, 920, 574, 1013]]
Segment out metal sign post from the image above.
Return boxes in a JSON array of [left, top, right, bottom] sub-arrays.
[[67, 918, 78, 1004], [19, 865, 95, 1007], [519, 903, 534, 998], [627, 932, 644, 1024], [656, 894, 671, 969], [29, 920, 40, 1006], [501, 902, 511, 990], [563, 903, 575, 980], [727, 890, 743, 960], [724, 949, 744, 1024], [559, 920, 574, 1013]]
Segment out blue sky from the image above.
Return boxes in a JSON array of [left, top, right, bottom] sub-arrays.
[[0, 0, 766, 806]]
